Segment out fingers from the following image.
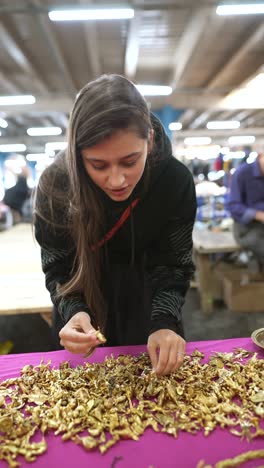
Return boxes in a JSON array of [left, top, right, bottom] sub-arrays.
[[59, 333, 100, 353], [59, 337, 100, 354], [59, 340, 93, 354], [59, 312, 101, 354], [156, 347, 185, 376], [155, 343, 169, 376], [59, 328, 97, 344], [166, 346, 185, 376], [148, 331, 186, 376], [172, 340, 186, 373], [147, 342, 159, 371], [78, 313, 93, 334]]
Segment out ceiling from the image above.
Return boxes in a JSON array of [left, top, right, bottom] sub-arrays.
[[0, 0, 264, 154]]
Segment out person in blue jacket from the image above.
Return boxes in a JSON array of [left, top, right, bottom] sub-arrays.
[[228, 153, 264, 269]]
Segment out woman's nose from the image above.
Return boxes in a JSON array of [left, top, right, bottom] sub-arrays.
[[108, 169, 125, 188]]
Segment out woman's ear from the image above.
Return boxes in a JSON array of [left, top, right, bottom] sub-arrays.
[[147, 129, 154, 154]]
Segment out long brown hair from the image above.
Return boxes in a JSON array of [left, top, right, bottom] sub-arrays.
[[35, 74, 152, 330]]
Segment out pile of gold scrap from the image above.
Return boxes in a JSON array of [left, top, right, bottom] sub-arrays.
[[197, 448, 264, 468], [0, 348, 264, 468]]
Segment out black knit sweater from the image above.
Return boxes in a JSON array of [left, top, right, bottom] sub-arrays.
[[34, 115, 197, 345]]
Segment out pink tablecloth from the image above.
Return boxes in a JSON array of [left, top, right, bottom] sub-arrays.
[[0, 337, 263, 468]]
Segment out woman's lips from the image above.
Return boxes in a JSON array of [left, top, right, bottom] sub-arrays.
[[109, 187, 129, 196]]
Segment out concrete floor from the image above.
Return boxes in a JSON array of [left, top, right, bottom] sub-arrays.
[[0, 288, 263, 354], [183, 289, 263, 341]]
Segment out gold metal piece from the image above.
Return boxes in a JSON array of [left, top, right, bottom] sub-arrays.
[[197, 449, 264, 468], [83, 328, 107, 358], [95, 329, 106, 343]]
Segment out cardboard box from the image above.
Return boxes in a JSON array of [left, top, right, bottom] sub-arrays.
[[212, 262, 244, 300], [222, 269, 264, 312]]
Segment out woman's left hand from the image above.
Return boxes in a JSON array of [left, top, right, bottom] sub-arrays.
[[147, 329, 186, 376]]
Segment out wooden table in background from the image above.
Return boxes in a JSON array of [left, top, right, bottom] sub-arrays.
[[193, 227, 240, 313], [0, 224, 240, 318], [0, 224, 52, 323]]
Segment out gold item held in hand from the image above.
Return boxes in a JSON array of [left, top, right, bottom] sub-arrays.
[[83, 329, 107, 358]]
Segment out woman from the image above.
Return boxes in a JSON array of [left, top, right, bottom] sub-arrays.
[[34, 74, 196, 376]]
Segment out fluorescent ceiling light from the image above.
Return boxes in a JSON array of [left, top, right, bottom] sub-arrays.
[[207, 120, 240, 130], [184, 137, 212, 146], [178, 145, 221, 160], [49, 8, 134, 21], [136, 85, 172, 96], [169, 122, 182, 131], [5, 158, 26, 172], [221, 72, 264, 108], [0, 144, 27, 152], [45, 149, 56, 157], [224, 151, 246, 160], [0, 95, 35, 106], [220, 147, 230, 154], [45, 142, 67, 151], [216, 4, 264, 15], [228, 135, 255, 145], [27, 127, 62, 136], [246, 155, 257, 164], [208, 170, 225, 181], [246, 72, 264, 89], [26, 153, 50, 162], [35, 160, 53, 170], [0, 118, 8, 128]]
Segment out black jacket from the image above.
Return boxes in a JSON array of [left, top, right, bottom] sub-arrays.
[[34, 115, 197, 345], [4, 176, 29, 214]]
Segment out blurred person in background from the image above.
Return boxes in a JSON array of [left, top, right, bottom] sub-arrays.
[[228, 152, 264, 269], [0, 165, 30, 229]]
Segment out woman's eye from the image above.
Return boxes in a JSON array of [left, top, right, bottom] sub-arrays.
[[123, 160, 137, 167], [91, 164, 106, 170], [87, 157, 139, 170]]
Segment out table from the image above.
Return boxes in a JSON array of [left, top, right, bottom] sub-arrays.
[[0, 337, 263, 468], [193, 228, 240, 313], [0, 224, 52, 320]]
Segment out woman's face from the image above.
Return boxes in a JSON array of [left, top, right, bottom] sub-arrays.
[[81, 129, 152, 201]]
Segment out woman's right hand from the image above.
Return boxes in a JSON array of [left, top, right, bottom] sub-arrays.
[[59, 311, 101, 355]]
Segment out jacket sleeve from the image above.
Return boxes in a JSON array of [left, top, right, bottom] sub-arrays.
[[34, 214, 91, 325], [228, 169, 256, 224], [147, 217, 195, 335], [146, 174, 196, 336]]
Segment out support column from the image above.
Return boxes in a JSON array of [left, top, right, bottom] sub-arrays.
[[152, 105, 183, 140]]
